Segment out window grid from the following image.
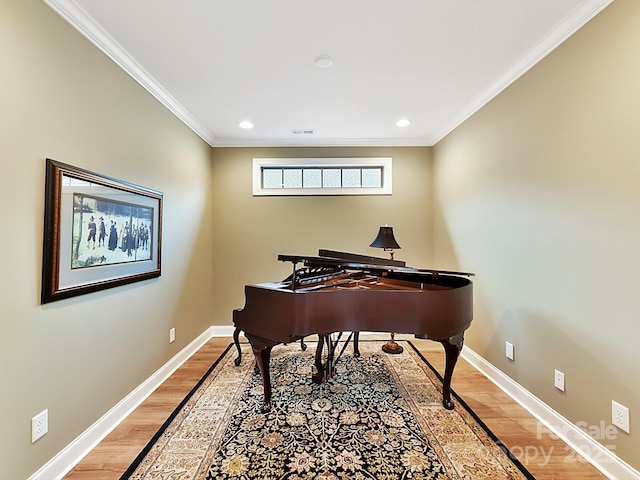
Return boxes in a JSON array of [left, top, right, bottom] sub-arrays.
[[253, 157, 392, 196], [262, 166, 382, 190]]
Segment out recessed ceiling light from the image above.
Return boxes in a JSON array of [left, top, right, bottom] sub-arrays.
[[315, 55, 333, 69], [238, 120, 254, 129], [396, 118, 411, 127]]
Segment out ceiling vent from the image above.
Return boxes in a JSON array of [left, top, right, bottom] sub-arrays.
[[292, 129, 314, 135]]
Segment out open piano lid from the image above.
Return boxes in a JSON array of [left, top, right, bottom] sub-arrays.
[[278, 249, 474, 277]]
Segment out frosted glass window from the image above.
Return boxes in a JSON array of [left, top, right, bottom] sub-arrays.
[[342, 169, 361, 187], [283, 169, 302, 188], [362, 168, 382, 188], [323, 169, 341, 188], [303, 169, 322, 188], [253, 158, 392, 196], [263, 169, 282, 189]]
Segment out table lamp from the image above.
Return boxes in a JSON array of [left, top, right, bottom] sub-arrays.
[[370, 225, 404, 354]]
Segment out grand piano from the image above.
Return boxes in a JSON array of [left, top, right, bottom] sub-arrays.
[[233, 249, 474, 413]]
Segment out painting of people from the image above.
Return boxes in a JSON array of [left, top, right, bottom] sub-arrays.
[[71, 194, 154, 269]]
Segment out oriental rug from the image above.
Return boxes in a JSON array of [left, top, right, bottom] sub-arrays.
[[122, 341, 534, 480]]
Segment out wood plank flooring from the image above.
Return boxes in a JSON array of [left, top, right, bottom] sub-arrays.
[[64, 336, 607, 479]]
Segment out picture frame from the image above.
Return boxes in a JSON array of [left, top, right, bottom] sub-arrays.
[[41, 158, 162, 304]]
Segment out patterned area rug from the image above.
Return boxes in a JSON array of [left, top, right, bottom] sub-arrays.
[[122, 341, 534, 479]]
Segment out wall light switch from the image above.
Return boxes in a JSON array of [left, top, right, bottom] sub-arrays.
[[169, 327, 176, 343]]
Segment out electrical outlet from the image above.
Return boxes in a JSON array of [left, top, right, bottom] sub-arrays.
[[612, 400, 630, 433], [31, 409, 48, 443], [554, 369, 565, 391], [505, 341, 514, 361], [169, 327, 176, 343]]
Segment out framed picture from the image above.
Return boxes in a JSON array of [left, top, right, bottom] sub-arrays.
[[41, 158, 162, 304]]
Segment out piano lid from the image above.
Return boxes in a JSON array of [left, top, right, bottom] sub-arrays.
[[277, 249, 474, 278], [319, 249, 406, 267]]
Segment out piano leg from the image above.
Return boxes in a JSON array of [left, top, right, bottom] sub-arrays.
[[439, 333, 464, 410], [312, 334, 326, 383], [233, 327, 242, 366], [353, 331, 361, 357], [252, 346, 273, 413]]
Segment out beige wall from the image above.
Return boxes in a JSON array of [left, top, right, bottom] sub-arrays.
[[0, 0, 214, 478], [210, 146, 433, 325], [0, 4, 432, 476], [433, 0, 639, 468], [4, 0, 638, 476]]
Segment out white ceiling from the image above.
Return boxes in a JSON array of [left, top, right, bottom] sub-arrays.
[[44, 0, 613, 147]]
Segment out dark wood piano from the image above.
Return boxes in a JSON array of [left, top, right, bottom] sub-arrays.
[[233, 249, 474, 413]]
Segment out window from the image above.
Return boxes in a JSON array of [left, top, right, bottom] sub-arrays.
[[253, 158, 392, 196]]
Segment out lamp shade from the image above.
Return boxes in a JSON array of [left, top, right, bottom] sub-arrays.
[[370, 226, 401, 250]]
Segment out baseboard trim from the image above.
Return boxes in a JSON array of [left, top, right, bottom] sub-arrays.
[[461, 346, 640, 480], [31, 328, 639, 480], [211, 325, 235, 337], [29, 326, 215, 480]]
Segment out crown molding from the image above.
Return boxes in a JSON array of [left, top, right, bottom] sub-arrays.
[[434, 0, 615, 144], [211, 137, 436, 148], [42, 0, 217, 146], [42, 0, 614, 149]]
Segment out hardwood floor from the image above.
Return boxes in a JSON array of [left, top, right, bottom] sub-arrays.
[[64, 336, 607, 479]]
